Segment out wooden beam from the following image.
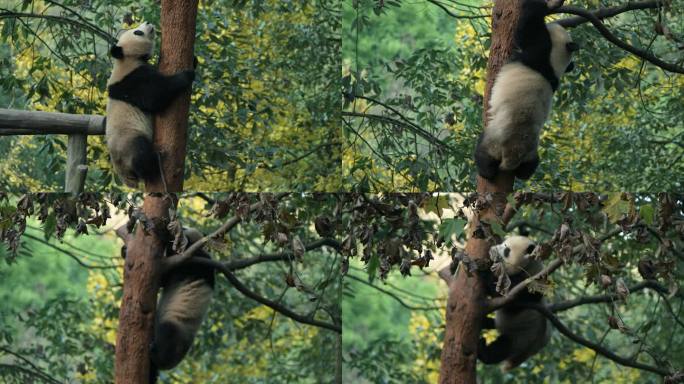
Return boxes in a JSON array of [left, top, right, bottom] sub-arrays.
[[0, 108, 105, 136]]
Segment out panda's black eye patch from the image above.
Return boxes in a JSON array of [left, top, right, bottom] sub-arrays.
[[134, 30, 144, 36], [503, 247, 510, 258], [526, 244, 536, 254]]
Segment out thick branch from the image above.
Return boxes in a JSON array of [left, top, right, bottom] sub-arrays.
[[487, 258, 563, 313], [224, 238, 340, 270], [526, 303, 672, 376], [161, 193, 288, 272], [556, 1, 661, 28], [190, 257, 340, 333], [550, 280, 668, 312], [555, 5, 684, 74], [487, 227, 626, 313]]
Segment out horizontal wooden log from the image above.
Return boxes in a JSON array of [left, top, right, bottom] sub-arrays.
[[0, 108, 105, 136]]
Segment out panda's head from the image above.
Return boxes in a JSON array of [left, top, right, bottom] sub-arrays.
[[547, 23, 579, 78], [490, 236, 537, 275], [110, 22, 155, 62]]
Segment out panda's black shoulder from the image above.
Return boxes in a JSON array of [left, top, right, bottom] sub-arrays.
[[510, 0, 559, 90], [108, 64, 161, 100]]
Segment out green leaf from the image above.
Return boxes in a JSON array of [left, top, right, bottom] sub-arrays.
[[438, 218, 466, 247], [639, 204, 654, 226]]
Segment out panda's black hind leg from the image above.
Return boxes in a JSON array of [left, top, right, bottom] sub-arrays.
[[474, 135, 500, 180], [514, 155, 539, 180], [478, 334, 513, 364], [130, 135, 161, 183]]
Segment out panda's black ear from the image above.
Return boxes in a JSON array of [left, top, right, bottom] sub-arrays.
[[110, 45, 124, 59], [526, 244, 536, 255], [565, 62, 575, 73]]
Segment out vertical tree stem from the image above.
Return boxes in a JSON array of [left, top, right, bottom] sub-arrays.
[[438, 1, 520, 383], [114, 1, 198, 381]]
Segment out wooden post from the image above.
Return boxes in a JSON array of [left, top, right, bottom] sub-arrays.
[[438, 1, 520, 383], [64, 134, 87, 193]]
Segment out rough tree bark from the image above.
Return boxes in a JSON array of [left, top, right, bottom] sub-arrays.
[[438, 2, 521, 383], [147, 0, 199, 193], [114, 1, 199, 382]]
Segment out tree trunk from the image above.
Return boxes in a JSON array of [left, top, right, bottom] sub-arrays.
[[114, 1, 198, 382], [438, 1, 521, 383], [147, 0, 200, 193], [113, 197, 169, 383]]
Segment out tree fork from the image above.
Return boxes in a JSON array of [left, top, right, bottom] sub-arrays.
[[115, 0, 199, 382], [438, 1, 520, 383]]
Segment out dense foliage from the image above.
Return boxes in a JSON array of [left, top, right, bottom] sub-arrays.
[[0, 193, 342, 383], [343, 0, 684, 191], [0, 0, 341, 192], [343, 193, 684, 382]]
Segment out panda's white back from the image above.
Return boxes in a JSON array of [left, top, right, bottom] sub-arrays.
[[484, 62, 554, 169], [105, 99, 152, 185]]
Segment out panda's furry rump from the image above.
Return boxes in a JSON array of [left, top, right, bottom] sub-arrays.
[[495, 304, 551, 370], [151, 278, 213, 370], [130, 136, 160, 181], [475, 63, 553, 180]]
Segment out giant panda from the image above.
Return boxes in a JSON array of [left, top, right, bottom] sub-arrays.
[[106, 21, 196, 187], [474, 0, 579, 181], [149, 228, 215, 383], [478, 235, 550, 371]]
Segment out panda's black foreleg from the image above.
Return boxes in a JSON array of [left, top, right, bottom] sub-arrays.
[[141, 70, 196, 113], [474, 135, 500, 180], [478, 334, 512, 364], [513, 155, 539, 180]]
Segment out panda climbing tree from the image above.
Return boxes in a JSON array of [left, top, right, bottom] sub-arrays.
[[438, 1, 684, 384], [113, 1, 201, 383]]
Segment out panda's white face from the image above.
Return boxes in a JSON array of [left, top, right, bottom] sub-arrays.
[[490, 236, 537, 275], [547, 23, 578, 79], [115, 22, 155, 60]]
